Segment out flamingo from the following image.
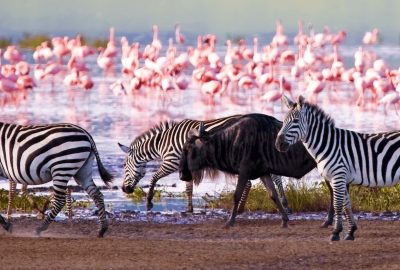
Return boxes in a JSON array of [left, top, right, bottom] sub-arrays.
[[201, 77, 229, 105], [175, 24, 185, 45]]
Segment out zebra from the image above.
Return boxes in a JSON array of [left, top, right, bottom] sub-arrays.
[[275, 95, 400, 241], [6, 182, 73, 220], [118, 115, 291, 214], [0, 122, 112, 237]]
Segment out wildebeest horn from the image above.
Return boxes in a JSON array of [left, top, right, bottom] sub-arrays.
[[282, 95, 295, 108]]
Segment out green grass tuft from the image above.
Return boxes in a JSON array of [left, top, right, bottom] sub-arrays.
[[0, 37, 13, 49], [205, 179, 400, 213]]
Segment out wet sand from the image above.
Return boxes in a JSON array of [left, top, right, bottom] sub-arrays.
[[1, 217, 400, 269]]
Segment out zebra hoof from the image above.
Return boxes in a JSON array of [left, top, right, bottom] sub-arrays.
[[224, 221, 234, 229], [97, 227, 108, 238], [344, 234, 355, 241], [281, 222, 288, 228], [36, 223, 49, 236], [330, 234, 340, 241]]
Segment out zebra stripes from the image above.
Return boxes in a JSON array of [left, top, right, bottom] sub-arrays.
[[0, 122, 112, 237], [119, 115, 290, 213], [276, 95, 400, 241]]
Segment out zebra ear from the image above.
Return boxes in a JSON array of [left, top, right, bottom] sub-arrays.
[[282, 95, 295, 108], [118, 143, 130, 153], [297, 95, 306, 107]]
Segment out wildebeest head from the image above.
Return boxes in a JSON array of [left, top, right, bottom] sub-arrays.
[[179, 122, 209, 184], [276, 95, 308, 152], [118, 142, 146, 194]]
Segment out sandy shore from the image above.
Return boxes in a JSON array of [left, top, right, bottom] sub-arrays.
[[0, 217, 400, 269]]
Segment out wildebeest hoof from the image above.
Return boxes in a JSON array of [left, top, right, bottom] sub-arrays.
[[3, 222, 12, 233], [281, 222, 288, 228], [344, 234, 354, 241], [146, 202, 154, 211], [330, 234, 340, 241], [224, 222, 234, 229]]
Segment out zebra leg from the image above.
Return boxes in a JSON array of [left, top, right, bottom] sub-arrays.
[[342, 191, 357, 241], [261, 175, 289, 228], [185, 181, 194, 213], [237, 181, 252, 214], [330, 179, 346, 241], [225, 174, 249, 228], [271, 174, 291, 214], [65, 187, 73, 219], [85, 184, 108, 238], [36, 179, 68, 236], [146, 164, 176, 211], [74, 155, 108, 238], [321, 179, 334, 228], [6, 181, 17, 221]]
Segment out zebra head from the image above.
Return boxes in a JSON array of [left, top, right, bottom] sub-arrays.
[[276, 95, 308, 152], [118, 143, 146, 194]]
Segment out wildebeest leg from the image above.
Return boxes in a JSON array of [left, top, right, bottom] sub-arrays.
[[260, 175, 289, 228], [225, 175, 248, 228], [6, 181, 16, 221], [147, 162, 177, 211], [0, 214, 12, 233], [237, 181, 252, 214], [271, 174, 291, 214]]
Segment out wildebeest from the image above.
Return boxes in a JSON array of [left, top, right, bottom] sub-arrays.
[[179, 113, 333, 228]]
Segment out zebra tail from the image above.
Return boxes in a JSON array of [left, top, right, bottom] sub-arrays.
[[86, 133, 114, 187]]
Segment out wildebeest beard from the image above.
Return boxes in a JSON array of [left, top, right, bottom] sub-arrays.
[[190, 167, 235, 186]]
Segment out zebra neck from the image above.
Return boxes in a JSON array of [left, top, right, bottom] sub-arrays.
[[303, 113, 337, 163]]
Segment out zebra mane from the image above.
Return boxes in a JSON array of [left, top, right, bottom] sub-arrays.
[[302, 101, 335, 126], [133, 120, 178, 145]]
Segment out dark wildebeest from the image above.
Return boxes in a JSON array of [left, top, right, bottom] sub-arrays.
[[179, 113, 335, 228]]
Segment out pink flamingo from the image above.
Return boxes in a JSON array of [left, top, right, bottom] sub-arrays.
[[201, 77, 229, 105], [103, 27, 118, 58], [97, 47, 115, 73], [260, 75, 289, 105], [175, 24, 185, 45], [78, 72, 94, 90], [363, 28, 379, 45], [3, 46, 23, 64]]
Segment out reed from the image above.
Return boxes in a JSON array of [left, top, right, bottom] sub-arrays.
[[0, 37, 13, 49], [18, 33, 50, 49], [126, 188, 162, 203], [206, 179, 400, 213]]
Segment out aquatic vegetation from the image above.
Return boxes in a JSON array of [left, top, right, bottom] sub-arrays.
[[18, 33, 50, 49], [206, 180, 400, 213], [89, 38, 108, 48], [0, 37, 13, 49], [126, 188, 162, 203], [0, 188, 50, 212]]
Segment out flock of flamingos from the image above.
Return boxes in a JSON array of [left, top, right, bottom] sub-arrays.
[[0, 21, 399, 112]]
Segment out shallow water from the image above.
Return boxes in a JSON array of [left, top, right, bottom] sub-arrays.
[[1, 44, 400, 214]]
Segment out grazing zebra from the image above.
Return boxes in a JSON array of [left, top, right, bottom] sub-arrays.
[[276, 95, 400, 241], [0, 122, 112, 237], [118, 115, 291, 213], [6, 182, 73, 220]]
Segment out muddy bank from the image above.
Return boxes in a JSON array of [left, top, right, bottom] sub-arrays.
[[1, 217, 400, 269]]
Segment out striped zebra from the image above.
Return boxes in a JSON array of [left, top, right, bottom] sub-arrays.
[[118, 115, 291, 213], [0, 122, 112, 237], [6, 182, 73, 220], [276, 95, 400, 241]]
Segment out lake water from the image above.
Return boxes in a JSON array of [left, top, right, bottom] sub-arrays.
[[1, 42, 400, 214]]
